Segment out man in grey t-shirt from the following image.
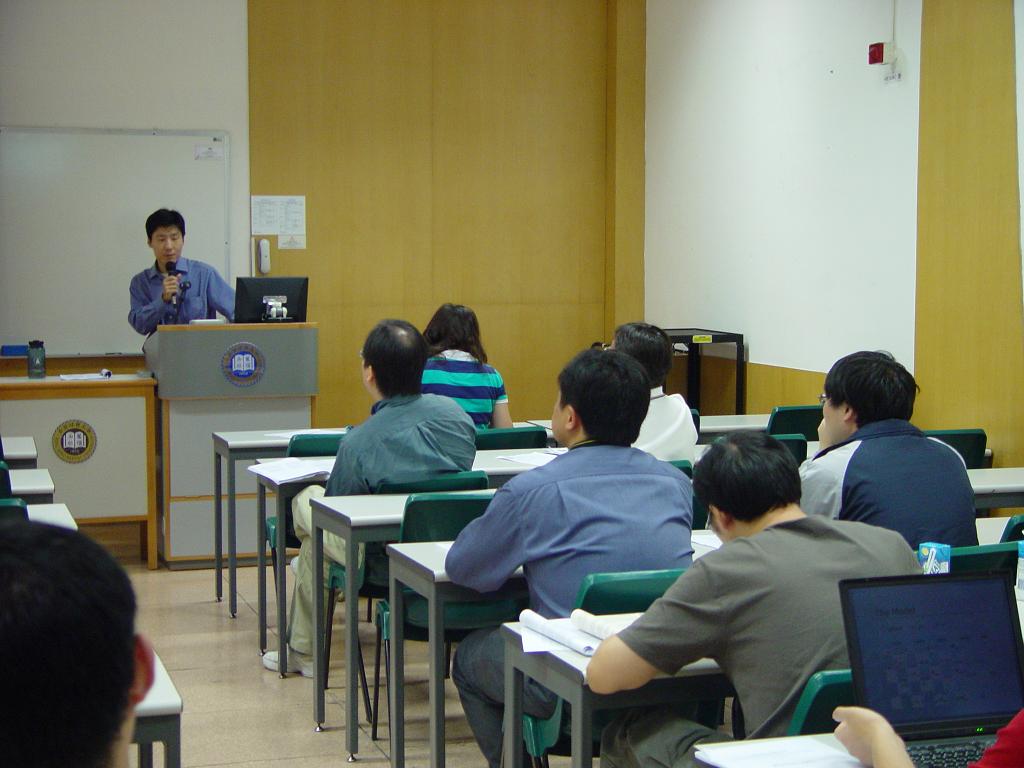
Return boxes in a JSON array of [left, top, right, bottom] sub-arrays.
[[587, 431, 919, 767]]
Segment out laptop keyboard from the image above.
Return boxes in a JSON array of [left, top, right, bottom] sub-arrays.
[[906, 739, 993, 767]]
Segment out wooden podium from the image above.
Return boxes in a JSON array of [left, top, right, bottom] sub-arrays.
[[144, 323, 318, 567]]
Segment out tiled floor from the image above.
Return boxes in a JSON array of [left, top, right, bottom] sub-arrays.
[[92, 525, 565, 768]]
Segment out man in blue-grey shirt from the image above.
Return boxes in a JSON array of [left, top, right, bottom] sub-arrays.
[[128, 208, 234, 335], [446, 348, 695, 768], [262, 319, 477, 676]]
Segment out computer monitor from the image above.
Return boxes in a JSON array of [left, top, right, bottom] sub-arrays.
[[234, 277, 308, 323]]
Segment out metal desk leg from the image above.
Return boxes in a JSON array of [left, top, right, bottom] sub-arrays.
[[227, 456, 238, 618], [257, 482, 267, 653], [735, 335, 746, 414], [276, 488, 288, 677], [428, 588, 445, 768], [502, 640, 525, 768], [346, 534, 362, 759], [570, 688, 593, 768], [390, 568, 406, 767], [314, 521, 326, 729], [687, 344, 702, 413], [214, 451, 222, 603]]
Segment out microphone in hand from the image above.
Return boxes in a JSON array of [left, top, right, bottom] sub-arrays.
[[165, 261, 180, 306]]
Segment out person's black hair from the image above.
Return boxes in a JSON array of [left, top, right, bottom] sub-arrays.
[[692, 431, 801, 523], [423, 303, 488, 363], [613, 322, 674, 388], [362, 319, 430, 398], [823, 350, 918, 426], [557, 348, 649, 446], [0, 521, 137, 768], [145, 208, 186, 239]]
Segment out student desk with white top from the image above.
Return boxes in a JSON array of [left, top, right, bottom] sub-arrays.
[[500, 620, 731, 768], [967, 468, 1024, 510], [26, 503, 75, 529], [133, 652, 183, 768], [1, 435, 38, 468], [10, 467, 54, 504], [386, 531, 723, 768]]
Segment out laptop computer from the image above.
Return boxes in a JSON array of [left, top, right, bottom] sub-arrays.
[[840, 571, 1024, 767]]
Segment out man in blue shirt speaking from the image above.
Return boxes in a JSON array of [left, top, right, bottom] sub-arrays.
[[446, 348, 695, 768], [128, 208, 234, 334]]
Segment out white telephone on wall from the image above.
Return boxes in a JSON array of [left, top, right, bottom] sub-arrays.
[[257, 238, 271, 274]]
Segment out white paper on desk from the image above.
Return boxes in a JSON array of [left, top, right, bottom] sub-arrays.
[[694, 738, 860, 768], [246, 457, 334, 484], [264, 428, 347, 439], [691, 531, 723, 550], [498, 448, 566, 467], [520, 610, 603, 656], [59, 370, 112, 381]]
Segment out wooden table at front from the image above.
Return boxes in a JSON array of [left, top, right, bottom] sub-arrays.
[[501, 622, 732, 768]]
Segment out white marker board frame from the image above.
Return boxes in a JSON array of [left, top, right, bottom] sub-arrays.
[[0, 126, 230, 355]]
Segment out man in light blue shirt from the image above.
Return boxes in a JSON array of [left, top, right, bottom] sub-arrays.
[[446, 348, 694, 768], [128, 208, 234, 334]]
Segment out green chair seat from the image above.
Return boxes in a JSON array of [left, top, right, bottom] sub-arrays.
[[786, 670, 853, 735], [766, 406, 822, 441], [0, 460, 12, 499], [0, 497, 29, 522], [475, 426, 548, 451]]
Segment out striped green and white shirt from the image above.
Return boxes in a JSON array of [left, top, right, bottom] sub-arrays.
[[421, 349, 508, 428]]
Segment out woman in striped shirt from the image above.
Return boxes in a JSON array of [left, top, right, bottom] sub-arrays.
[[421, 303, 513, 429]]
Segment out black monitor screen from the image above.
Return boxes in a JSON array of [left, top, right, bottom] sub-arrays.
[[234, 277, 308, 323]]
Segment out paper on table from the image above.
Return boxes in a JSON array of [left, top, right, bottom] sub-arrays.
[[246, 457, 334, 484], [569, 609, 641, 640], [499, 448, 567, 467], [520, 610, 603, 656], [692, 530, 723, 550], [264, 428, 348, 438], [59, 369, 112, 381], [694, 738, 861, 768]]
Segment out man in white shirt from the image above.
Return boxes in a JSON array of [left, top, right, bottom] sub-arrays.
[[612, 322, 698, 462]]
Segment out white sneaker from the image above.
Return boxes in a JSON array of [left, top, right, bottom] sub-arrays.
[[262, 648, 314, 678]]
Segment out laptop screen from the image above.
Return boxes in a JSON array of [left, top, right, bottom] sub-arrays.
[[840, 572, 1024, 739]]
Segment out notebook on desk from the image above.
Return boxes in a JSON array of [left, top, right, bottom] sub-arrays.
[[840, 572, 1024, 766]]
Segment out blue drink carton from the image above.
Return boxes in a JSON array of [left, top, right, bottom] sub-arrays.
[[1017, 541, 1024, 590], [918, 542, 951, 574]]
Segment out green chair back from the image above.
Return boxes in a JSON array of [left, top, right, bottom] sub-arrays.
[[690, 408, 700, 435], [766, 405, 822, 441], [786, 670, 854, 735], [669, 460, 692, 477], [286, 432, 345, 457], [0, 497, 29, 522], [1000, 514, 1024, 543], [923, 428, 987, 470], [525, 567, 686, 759], [0, 435, 5, 461], [474, 426, 547, 451], [399, 492, 494, 542], [377, 470, 488, 495], [574, 569, 685, 615], [0, 461, 12, 499], [773, 433, 808, 465], [950, 541, 1018, 574]]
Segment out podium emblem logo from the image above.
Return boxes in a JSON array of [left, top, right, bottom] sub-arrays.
[[52, 420, 97, 464], [221, 341, 265, 387]]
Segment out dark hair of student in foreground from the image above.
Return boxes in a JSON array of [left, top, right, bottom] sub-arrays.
[[145, 208, 186, 240], [613, 321, 674, 388], [423, 303, 489, 363], [693, 431, 801, 523], [362, 319, 430, 399], [0, 520, 138, 768], [557, 348, 649, 446], [823, 350, 919, 426]]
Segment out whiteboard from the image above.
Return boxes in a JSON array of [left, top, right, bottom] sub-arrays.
[[0, 127, 230, 355]]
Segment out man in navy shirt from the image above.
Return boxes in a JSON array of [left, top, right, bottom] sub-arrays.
[[128, 208, 234, 334], [800, 350, 977, 548]]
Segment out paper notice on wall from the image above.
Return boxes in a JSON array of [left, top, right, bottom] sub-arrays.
[[251, 195, 306, 236], [278, 234, 306, 249]]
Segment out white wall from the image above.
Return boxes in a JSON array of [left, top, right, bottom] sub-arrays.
[[0, 0, 250, 281], [646, 0, 922, 373]]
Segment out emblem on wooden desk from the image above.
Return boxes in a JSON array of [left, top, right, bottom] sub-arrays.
[[221, 341, 266, 387], [52, 419, 97, 464]]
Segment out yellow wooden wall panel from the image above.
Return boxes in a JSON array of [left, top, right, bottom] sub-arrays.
[[249, 0, 634, 425], [915, 0, 1024, 467]]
